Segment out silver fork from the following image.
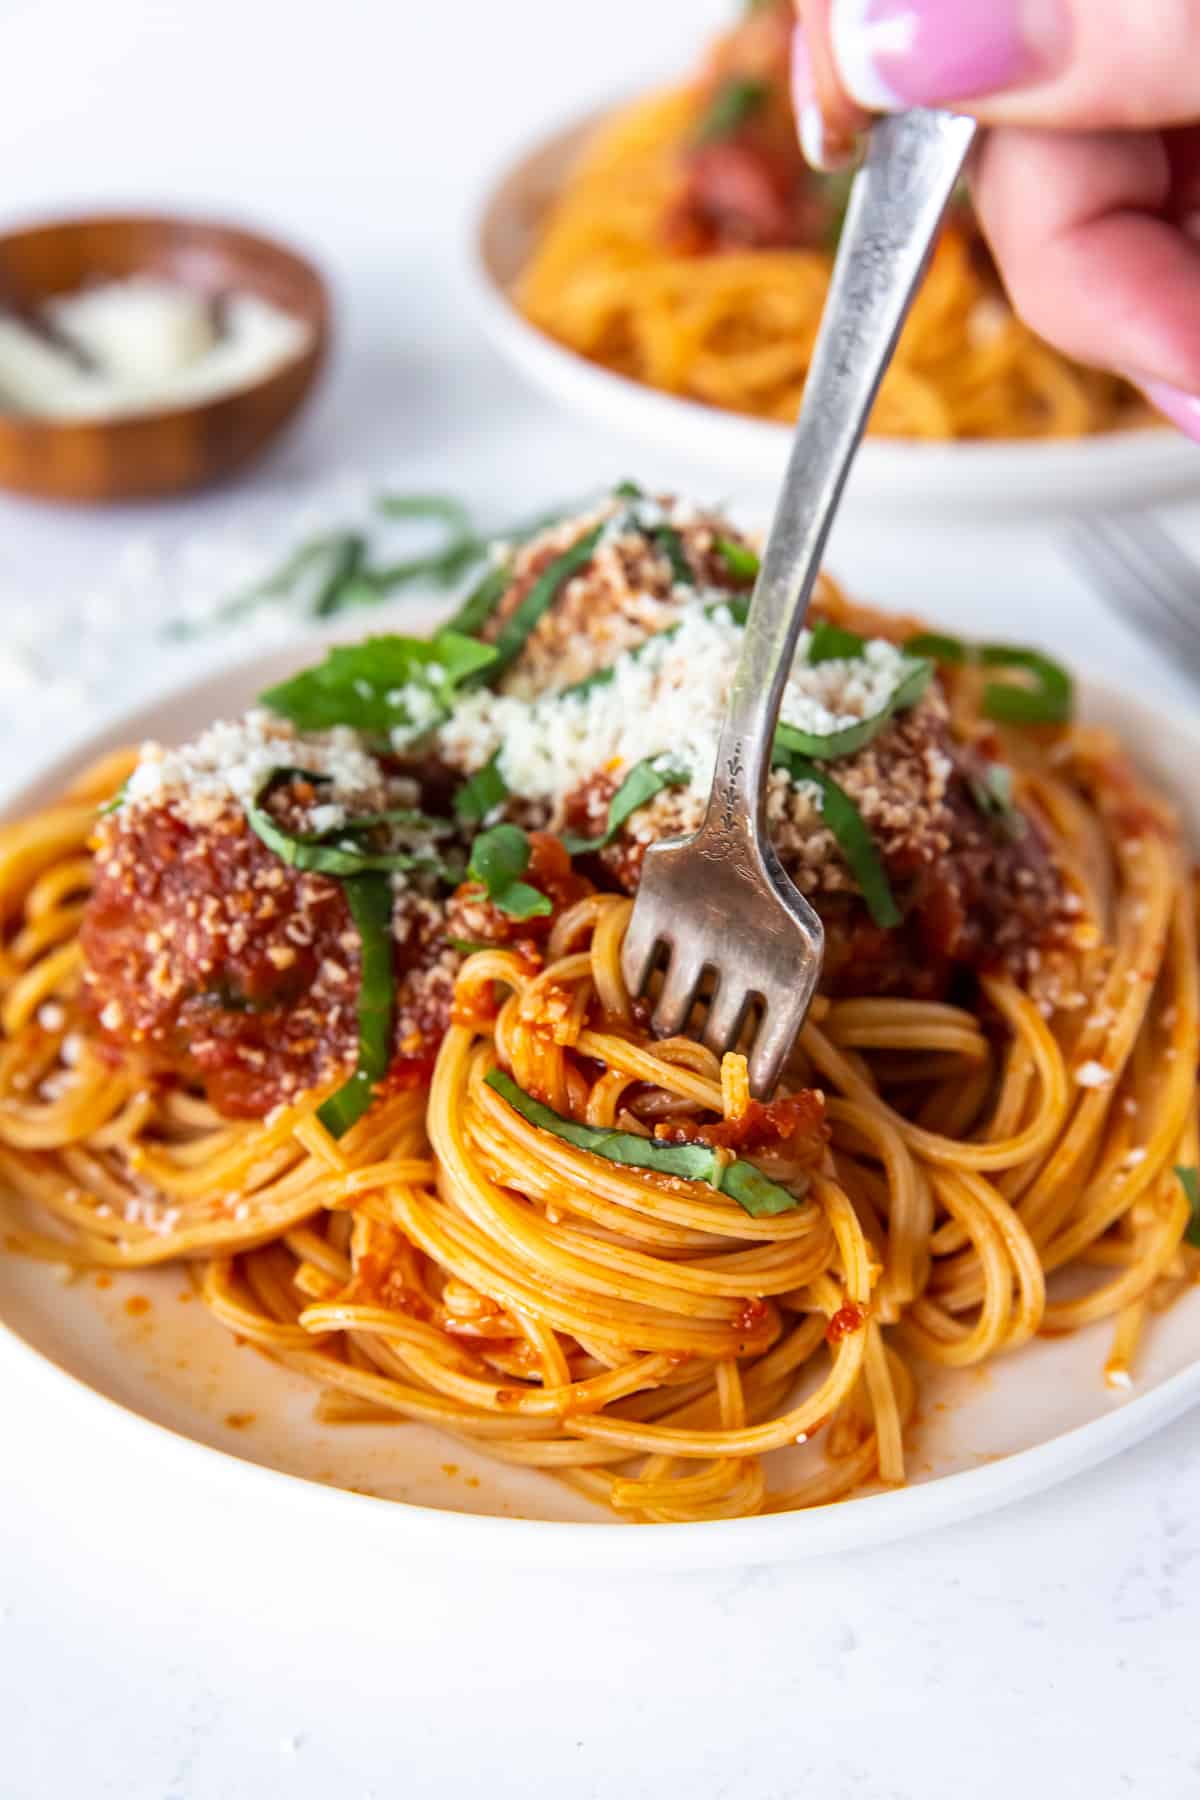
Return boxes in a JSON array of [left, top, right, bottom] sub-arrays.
[[621, 108, 978, 1096], [1064, 511, 1200, 678]]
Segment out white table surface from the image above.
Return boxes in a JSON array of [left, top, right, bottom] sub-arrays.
[[3, 2, 1200, 1794]]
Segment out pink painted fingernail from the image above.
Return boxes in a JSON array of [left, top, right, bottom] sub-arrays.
[[1137, 379, 1200, 445], [791, 26, 855, 171], [791, 26, 815, 112], [792, 29, 830, 167], [830, 0, 1069, 110]]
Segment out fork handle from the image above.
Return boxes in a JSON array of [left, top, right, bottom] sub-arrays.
[[699, 109, 978, 853]]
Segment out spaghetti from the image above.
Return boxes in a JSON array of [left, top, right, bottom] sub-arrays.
[[515, 3, 1143, 441], [0, 490, 1196, 1523]]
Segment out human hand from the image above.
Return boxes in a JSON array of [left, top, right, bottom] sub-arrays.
[[792, 0, 1200, 439]]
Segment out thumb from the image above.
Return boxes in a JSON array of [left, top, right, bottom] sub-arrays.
[[825, 0, 1200, 132]]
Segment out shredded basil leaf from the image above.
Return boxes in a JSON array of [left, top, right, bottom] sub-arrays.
[[904, 631, 1073, 725], [443, 558, 511, 639], [484, 522, 606, 681], [904, 631, 968, 665], [167, 531, 369, 639], [716, 538, 760, 583], [967, 763, 1026, 842], [259, 630, 497, 736], [339, 539, 485, 615], [98, 781, 128, 817], [468, 825, 552, 920], [327, 806, 445, 836], [169, 493, 492, 637], [316, 873, 395, 1138], [774, 656, 932, 761], [246, 776, 452, 880], [246, 820, 439, 879], [305, 535, 368, 618], [979, 646, 1073, 726], [694, 76, 768, 146], [807, 620, 865, 664], [721, 1159, 801, 1218], [561, 756, 689, 855], [775, 750, 900, 929], [454, 751, 509, 823], [447, 937, 493, 956], [169, 490, 650, 642], [1176, 1166, 1200, 1248], [375, 493, 471, 531], [484, 1069, 799, 1218], [651, 524, 693, 586], [317, 496, 481, 616]]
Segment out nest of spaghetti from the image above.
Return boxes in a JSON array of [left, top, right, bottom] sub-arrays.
[[515, 0, 1145, 441], [1, 485, 1197, 1525]]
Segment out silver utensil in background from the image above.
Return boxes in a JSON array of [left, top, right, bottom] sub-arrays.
[[1065, 511, 1200, 680]]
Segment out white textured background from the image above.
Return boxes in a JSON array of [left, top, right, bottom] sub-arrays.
[[2, 1, 1200, 1794]]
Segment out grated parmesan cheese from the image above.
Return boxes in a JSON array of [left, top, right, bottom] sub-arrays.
[[387, 679, 445, 747], [121, 708, 384, 827], [1074, 1060, 1113, 1089], [435, 602, 925, 820]]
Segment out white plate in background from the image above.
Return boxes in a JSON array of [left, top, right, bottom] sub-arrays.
[[0, 626, 1198, 1568], [472, 112, 1200, 514]]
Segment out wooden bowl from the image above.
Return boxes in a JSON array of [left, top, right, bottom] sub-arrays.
[[0, 213, 330, 503]]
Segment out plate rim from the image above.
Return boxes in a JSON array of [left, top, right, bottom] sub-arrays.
[[469, 106, 1200, 511], [2, 627, 1199, 1568]]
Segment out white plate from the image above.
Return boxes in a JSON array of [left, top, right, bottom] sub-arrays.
[[472, 112, 1200, 514], [1, 626, 1199, 1569]]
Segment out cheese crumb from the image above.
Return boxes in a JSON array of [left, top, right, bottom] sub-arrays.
[[1074, 1061, 1113, 1088]]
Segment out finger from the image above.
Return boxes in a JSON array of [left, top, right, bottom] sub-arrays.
[[826, 0, 1200, 131], [793, 1, 869, 168], [973, 126, 1200, 434]]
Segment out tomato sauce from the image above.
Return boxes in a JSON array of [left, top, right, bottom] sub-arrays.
[[655, 1090, 827, 1163], [826, 1302, 867, 1345]]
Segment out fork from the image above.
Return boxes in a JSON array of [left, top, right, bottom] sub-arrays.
[[1064, 511, 1200, 678], [620, 108, 978, 1096]]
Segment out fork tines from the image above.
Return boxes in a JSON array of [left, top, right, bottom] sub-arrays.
[[621, 849, 822, 1098]]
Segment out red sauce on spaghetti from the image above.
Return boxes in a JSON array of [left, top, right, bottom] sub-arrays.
[[826, 1302, 866, 1344], [655, 1090, 827, 1162]]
